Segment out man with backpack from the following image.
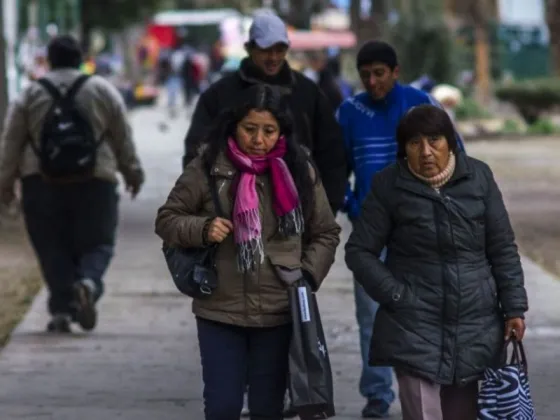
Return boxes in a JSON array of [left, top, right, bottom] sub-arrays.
[[0, 35, 144, 333]]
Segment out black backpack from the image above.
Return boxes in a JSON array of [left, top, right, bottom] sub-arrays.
[[32, 75, 100, 180]]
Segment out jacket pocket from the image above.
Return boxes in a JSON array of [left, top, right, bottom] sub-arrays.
[[267, 253, 302, 286], [481, 275, 498, 311]]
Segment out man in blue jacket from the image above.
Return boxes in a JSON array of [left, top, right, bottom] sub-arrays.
[[337, 41, 464, 418]]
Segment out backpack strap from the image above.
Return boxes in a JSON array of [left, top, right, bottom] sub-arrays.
[[37, 78, 62, 101], [64, 74, 90, 101], [37, 74, 90, 103]]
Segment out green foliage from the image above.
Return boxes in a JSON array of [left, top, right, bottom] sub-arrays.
[[82, 0, 163, 30], [455, 97, 492, 121], [495, 78, 560, 124], [527, 118, 560, 134], [17, 0, 163, 34], [501, 119, 523, 134], [388, 14, 455, 84]]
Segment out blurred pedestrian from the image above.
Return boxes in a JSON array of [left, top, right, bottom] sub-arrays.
[[0, 35, 144, 333]]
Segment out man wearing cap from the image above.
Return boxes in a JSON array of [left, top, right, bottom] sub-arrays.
[[0, 35, 144, 334], [338, 40, 465, 418], [182, 12, 347, 214]]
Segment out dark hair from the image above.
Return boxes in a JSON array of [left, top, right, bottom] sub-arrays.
[[202, 84, 317, 220], [356, 40, 397, 70], [396, 104, 457, 158], [327, 57, 341, 77], [47, 35, 83, 69]]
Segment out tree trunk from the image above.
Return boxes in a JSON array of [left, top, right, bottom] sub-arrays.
[[287, 0, 312, 29], [460, 0, 492, 104], [474, 23, 491, 104], [80, 0, 93, 53], [351, 0, 386, 46], [547, 0, 560, 75], [0, 0, 9, 129]]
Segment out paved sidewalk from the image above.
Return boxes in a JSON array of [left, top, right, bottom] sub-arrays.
[[0, 109, 559, 419]]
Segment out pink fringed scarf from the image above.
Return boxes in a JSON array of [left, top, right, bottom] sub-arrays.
[[226, 136, 303, 272]]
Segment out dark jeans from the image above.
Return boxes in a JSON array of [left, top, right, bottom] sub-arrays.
[[196, 317, 292, 420], [21, 175, 119, 315]]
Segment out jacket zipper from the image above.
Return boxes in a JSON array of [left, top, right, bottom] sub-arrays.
[[433, 199, 446, 379], [441, 191, 461, 384]]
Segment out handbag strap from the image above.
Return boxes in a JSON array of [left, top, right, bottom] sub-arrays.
[[502, 338, 529, 373], [203, 163, 225, 218]]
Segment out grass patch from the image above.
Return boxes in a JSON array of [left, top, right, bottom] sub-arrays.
[[0, 220, 42, 347]]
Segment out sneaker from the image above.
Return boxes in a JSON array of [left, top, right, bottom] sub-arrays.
[[362, 399, 391, 418], [73, 280, 97, 331], [46, 314, 71, 333]]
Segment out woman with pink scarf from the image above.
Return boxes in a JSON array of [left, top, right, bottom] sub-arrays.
[[155, 84, 341, 420]]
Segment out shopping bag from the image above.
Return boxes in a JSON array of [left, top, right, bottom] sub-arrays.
[[287, 278, 335, 419], [477, 338, 536, 420]]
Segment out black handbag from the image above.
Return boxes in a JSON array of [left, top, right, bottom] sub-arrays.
[[161, 167, 225, 298]]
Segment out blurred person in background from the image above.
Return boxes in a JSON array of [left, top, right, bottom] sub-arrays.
[[0, 35, 144, 334], [327, 56, 355, 101], [431, 84, 463, 123], [303, 50, 344, 112]]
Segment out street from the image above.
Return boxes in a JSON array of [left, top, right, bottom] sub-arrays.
[[0, 106, 558, 419]]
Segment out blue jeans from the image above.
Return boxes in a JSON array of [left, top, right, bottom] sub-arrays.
[[166, 75, 182, 108], [354, 248, 395, 406]]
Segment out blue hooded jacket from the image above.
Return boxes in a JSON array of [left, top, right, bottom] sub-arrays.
[[336, 82, 465, 220]]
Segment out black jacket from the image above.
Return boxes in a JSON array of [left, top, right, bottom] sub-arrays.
[[345, 152, 528, 386], [317, 68, 344, 111], [183, 58, 347, 213]]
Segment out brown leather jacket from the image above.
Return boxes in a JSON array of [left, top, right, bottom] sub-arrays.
[[155, 152, 341, 327]]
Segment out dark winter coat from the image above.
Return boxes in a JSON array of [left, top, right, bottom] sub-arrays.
[[345, 151, 528, 386], [183, 58, 347, 214]]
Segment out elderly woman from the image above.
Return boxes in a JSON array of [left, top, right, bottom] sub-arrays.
[[345, 104, 528, 420], [155, 84, 340, 420]]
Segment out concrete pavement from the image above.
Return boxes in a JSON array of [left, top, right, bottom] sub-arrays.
[[0, 108, 559, 419]]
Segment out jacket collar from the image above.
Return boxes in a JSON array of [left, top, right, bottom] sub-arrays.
[[237, 57, 296, 92], [395, 150, 471, 199], [210, 150, 237, 179]]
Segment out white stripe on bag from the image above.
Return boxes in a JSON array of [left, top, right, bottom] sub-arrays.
[[298, 287, 311, 323]]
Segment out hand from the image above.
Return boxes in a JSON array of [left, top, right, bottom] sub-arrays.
[[505, 317, 526, 341], [207, 217, 233, 243], [0, 185, 15, 206], [126, 183, 141, 199], [126, 168, 145, 199]]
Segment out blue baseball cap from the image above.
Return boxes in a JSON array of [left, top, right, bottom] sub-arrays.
[[248, 13, 290, 49]]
